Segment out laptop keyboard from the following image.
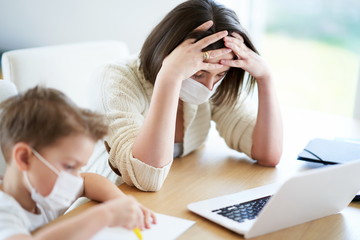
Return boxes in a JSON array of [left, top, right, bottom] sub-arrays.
[[211, 196, 271, 223]]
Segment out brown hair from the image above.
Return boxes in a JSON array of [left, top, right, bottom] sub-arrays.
[[140, 0, 259, 106], [0, 86, 108, 162]]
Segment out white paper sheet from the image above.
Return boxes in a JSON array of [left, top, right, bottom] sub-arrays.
[[91, 213, 195, 240]]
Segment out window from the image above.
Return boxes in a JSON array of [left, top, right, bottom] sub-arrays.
[[220, 0, 360, 117]]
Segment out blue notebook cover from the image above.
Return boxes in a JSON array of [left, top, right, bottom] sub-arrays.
[[297, 138, 360, 165]]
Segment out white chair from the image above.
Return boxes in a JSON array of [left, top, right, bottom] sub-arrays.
[[1, 40, 129, 111], [0, 41, 129, 183], [0, 80, 18, 176]]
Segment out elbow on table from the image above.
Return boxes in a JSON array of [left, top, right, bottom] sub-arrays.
[[128, 156, 172, 192], [134, 179, 165, 192], [252, 148, 282, 167], [257, 157, 280, 167]]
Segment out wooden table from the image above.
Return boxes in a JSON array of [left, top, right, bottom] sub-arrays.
[[57, 108, 360, 239]]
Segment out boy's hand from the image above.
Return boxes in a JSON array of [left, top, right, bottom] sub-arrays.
[[138, 203, 157, 229], [104, 196, 145, 230]]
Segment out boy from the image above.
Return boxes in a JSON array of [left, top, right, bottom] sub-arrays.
[[0, 86, 156, 240]]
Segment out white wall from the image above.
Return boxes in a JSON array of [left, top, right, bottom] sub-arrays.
[[354, 64, 360, 119], [0, 0, 263, 54], [0, 0, 184, 54], [218, 0, 267, 49]]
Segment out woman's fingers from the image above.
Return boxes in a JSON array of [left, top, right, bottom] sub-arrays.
[[204, 48, 232, 61], [220, 59, 245, 68], [202, 62, 224, 70], [193, 20, 214, 32], [231, 32, 244, 42], [196, 30, 228, 49], [201, 48, 233, 71], [186, 21, 214, 44], [224, 36, 248, 60]]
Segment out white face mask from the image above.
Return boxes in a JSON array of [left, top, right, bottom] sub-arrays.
[[179, 76, 225, 105], [23, 149, 84, 212]]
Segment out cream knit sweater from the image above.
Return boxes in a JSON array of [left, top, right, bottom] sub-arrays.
[[98, 58, 257, 191]]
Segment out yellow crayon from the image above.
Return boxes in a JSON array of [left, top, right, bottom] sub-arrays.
[[133, 228, 143, 240]]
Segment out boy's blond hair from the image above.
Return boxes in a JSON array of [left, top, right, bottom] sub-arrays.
[[0, 86, 108, 163]]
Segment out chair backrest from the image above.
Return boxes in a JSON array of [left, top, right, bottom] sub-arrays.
[[0, 80, 19, 175], [1, 41, 129, 111]]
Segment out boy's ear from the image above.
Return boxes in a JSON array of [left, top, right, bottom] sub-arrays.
[[12, 143, 33, 171]]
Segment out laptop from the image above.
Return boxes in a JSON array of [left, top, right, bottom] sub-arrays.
[[188, 159, 360, 238]]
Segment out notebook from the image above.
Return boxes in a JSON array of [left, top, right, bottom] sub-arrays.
[[91, 213, 195, 240], [297, 138, 360, 164], [188, 159, 360, 238]]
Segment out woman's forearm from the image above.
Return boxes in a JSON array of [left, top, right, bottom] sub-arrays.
[[132, 70, 182, 168], [251, 74, 283, 166]]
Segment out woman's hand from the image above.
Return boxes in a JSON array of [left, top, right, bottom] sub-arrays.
[[221, 33, 283, 166], [160, 20, 231, 82], [221, 32, 271, 82]]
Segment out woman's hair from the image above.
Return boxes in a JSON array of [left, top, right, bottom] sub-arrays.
[[140, 0, 259, 106], [0, 86, 108, 162]]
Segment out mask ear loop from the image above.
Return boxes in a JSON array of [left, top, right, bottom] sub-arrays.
[[22, 171, 47, 216], [31, 148, 60, 175], [22, 171, 34, 190]]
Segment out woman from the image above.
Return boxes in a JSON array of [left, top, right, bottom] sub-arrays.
[[100, 0, 283, 191]]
